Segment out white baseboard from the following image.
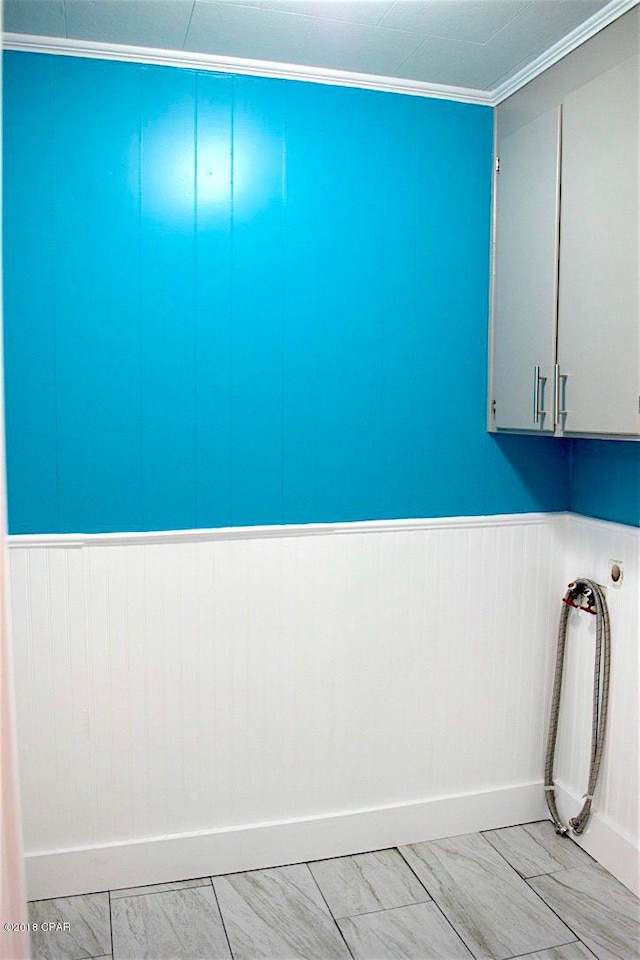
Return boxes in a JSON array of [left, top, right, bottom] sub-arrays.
[[554, 781, 640, 897], [26, 781, 546, 901]]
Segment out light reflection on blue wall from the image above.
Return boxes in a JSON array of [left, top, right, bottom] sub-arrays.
[[156, 122, 234, 211], [200, 147, 233, 206]]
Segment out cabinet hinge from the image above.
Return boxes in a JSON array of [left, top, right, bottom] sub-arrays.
[[491, 398, 497, 418], [495, 156, 500, 173]]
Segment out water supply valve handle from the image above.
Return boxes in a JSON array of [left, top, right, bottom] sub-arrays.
[[563, 581, 597, 615]]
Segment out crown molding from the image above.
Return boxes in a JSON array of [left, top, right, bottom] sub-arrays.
[[3, 0, 635, 108], [1, 33, 492, 105], [490, 0, 639, 104]]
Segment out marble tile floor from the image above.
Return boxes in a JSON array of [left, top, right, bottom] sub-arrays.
[[27, 820, 640, 960]]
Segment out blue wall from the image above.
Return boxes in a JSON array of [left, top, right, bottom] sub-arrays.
[[569, 440, 640, 527], [4, 52, 572, 534]]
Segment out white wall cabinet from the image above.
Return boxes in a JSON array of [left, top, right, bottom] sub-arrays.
[[492, 106, 561, 433], [491, 53, 639, 439]]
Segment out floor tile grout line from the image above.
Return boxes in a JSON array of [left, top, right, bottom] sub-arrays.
[[473, 830, 586, 951], [502, 938, 584, 960], [482, 821, 600, 879], [478, 830, 560, 882], [107, 889, 114, 959], [519, 823, 601, 871], [29, 889, 111, 904], [307, 842, 414, 869], [480, 826, 566, 877], [475, 829, 549, 879], [400, 871, 482, 960], [109, 879, 211, 900], [304, 862, 356, 960], [522, 875, 586, 949], [208, 876, 235, 960], [525, 867, 581, 880], [307, 850, 434, 920], [397, 838, 581, 959], [573, 940, 599, 960], [393, 845, 434, 901], [330, 896, 434, 921], [409, 891, 481, 960], [394, 845, 487, 957]]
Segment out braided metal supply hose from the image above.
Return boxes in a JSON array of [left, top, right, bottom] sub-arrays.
[[544, 578, 611, 836]]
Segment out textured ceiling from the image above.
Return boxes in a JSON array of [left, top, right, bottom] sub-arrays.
[[4, 0, 613, 92]]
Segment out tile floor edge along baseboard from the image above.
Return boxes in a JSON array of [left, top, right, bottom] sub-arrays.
[[552, 781, 640, 898], [24, 781, 547, 902], [28, 822, 640, 960]]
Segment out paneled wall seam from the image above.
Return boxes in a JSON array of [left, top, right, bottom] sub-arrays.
[[194, 73, 200, 526], [52, 58, 61, 531], [223, 73, 234, 527], [192, 75, 199, 529], [137, 64, 144, 531]]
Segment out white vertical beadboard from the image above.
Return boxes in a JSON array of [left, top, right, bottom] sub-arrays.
[[7, 513, 638, 895], [555, 514, 640, 848], [9, 517, 556, 851]]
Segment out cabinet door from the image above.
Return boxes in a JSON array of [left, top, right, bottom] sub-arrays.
[[492, 106, 561, 432], [558, 54, 640, 437]]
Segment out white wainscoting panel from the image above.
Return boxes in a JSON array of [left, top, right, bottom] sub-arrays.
[[553, 513, 640, 895], [8, 512, 637, 899]]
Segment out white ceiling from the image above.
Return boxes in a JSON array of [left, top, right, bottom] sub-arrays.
[[2, 0, 628, 95]]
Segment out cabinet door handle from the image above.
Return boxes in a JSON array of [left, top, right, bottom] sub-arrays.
[[554, 363, 568, 425], [533, 366, 547, 424]]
